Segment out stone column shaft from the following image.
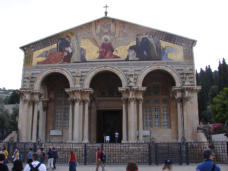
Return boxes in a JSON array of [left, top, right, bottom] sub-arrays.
[[128, 99, 136, 142], [73, 100, 80, 142], [177, 101, 183, 142], [79, 101, 83, 141], [68, 102, 73, 141], [19, 100, 27, 142], [32, 102, 39, 142], [27, 103, 33, 141], [122, 100, 127, 142], [83, 101, 89, 143], [138, 100, 143, 142]]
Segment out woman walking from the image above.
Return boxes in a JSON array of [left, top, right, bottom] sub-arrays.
[[69, 151, 77, 171]]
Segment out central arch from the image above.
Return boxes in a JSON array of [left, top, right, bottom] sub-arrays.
[[88, 70, 123, 143], [83, 66, 127, 88]]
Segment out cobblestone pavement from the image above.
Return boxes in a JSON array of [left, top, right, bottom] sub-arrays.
[[8, 164, 228, 171]]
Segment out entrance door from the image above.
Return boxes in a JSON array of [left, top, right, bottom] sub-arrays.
[[97, 110, 122, 143]]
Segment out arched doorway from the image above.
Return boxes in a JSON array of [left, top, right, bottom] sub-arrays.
[[142, 70, 177, 142], [41, 73, 70, 142], [90, 71, 122, 143]]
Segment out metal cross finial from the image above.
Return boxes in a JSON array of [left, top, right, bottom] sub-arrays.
[[104, 4, 109, 16]]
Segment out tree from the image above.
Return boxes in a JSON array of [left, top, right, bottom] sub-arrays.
[[211, 88, 228, 124], [4, 90, 19, 104], [218, 58, 228, 91]]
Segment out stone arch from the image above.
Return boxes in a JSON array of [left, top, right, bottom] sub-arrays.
[[83, 66, 127, 88], [34, 68, 74, 91], [136, 65, 181, 87]]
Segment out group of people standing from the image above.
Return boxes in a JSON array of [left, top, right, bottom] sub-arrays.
[[0, 145, 222, 171]]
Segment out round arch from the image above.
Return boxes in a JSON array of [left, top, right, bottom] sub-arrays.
[[34, 68, 74, 91], [83, 66, 127, 88], [136, 65, 181, 87]]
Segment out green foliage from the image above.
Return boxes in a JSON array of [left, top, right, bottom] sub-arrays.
[[0, 104, 10, 129], [4, 90, 19, 104], [0, 104, 18, 140], [211, 88, 228, 124], [197, 58, 228, 123]]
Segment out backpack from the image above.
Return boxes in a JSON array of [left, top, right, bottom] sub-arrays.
[[100, 151, 106, 162], [29, 162, 41, 171]]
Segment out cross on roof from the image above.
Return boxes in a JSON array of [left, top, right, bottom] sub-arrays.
[[104, 4, 109, 16]]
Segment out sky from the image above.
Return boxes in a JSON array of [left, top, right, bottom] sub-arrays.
[[0, 0, 228, 89]]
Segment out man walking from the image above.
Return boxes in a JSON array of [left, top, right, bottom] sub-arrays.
[[23, 153, 46, 171], [196, 149, 221, 171], [53, 147, 58, 169], [96, 148, 105, 171]]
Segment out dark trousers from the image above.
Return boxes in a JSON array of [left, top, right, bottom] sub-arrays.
[[53, 158, 56, 168], [69, 161, 76, 171]]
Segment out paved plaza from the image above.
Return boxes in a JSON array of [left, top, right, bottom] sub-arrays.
[[8, 164, 228, 171]]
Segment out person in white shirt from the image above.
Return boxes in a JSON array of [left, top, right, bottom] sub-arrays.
[[24, 153, 46, 171]]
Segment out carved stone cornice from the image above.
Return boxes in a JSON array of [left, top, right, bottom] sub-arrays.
[[81, 88, 93, 102], [65, 88, 93, 102], [119, 86, 146, 102], [17, 89, 41, 103], [172, 85, 201, 102]]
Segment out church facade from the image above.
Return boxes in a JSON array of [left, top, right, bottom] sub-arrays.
[[18, 17, 202, 143]]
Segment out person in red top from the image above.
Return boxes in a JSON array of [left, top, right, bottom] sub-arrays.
[[96, 148, 105, 171], [69, 151, 77, 171], [126, 161, 138, 171]]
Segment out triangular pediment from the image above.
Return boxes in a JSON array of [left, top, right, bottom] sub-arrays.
[[21, 17, 196, 66]]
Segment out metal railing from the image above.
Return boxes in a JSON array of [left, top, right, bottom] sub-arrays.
[[1, 141, 227, 165]]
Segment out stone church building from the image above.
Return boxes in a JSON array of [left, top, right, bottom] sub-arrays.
[[18, 16, 202, 143]]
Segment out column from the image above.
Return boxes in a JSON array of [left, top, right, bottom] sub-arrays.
[[79, 101, 83, 142], [32, 101, 39, 142], [40, 99, 48, 142], [177, 98, 183, 142], [27, 102, 33, 141], [122, 99, 127, 143], [73, 100, 80, 142], [128, 97, 137, 142], [138, 99, 143, 142], [20, 100, 28, 141], [83, 100, 89, 143], [68, 100, 73, 141]]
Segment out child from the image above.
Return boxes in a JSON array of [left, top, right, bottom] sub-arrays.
[[162, 159, 172, 171]]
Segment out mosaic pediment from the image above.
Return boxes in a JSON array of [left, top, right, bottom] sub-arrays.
[[22, 17, 195, 66]]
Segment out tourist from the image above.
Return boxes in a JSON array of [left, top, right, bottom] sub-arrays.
[[162, 159, 172, 171], [0, 153, 8, 171], [38, 148, 46, 163], [12, 159, 23, 171], [47, 148, 54, 170], [3, 146, 8, 166], [114, 131, 119, 143], [196, 149, 221, 171], [95, 148, 105, 171], [23, 153, 46, 171], [12, 149, 20, 162], [53, 147, 58, 169], [27, 148, 33, 164], [105, 135, 110, 143], [126, 161, 138, 171], [69, 151, 77, 171]]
